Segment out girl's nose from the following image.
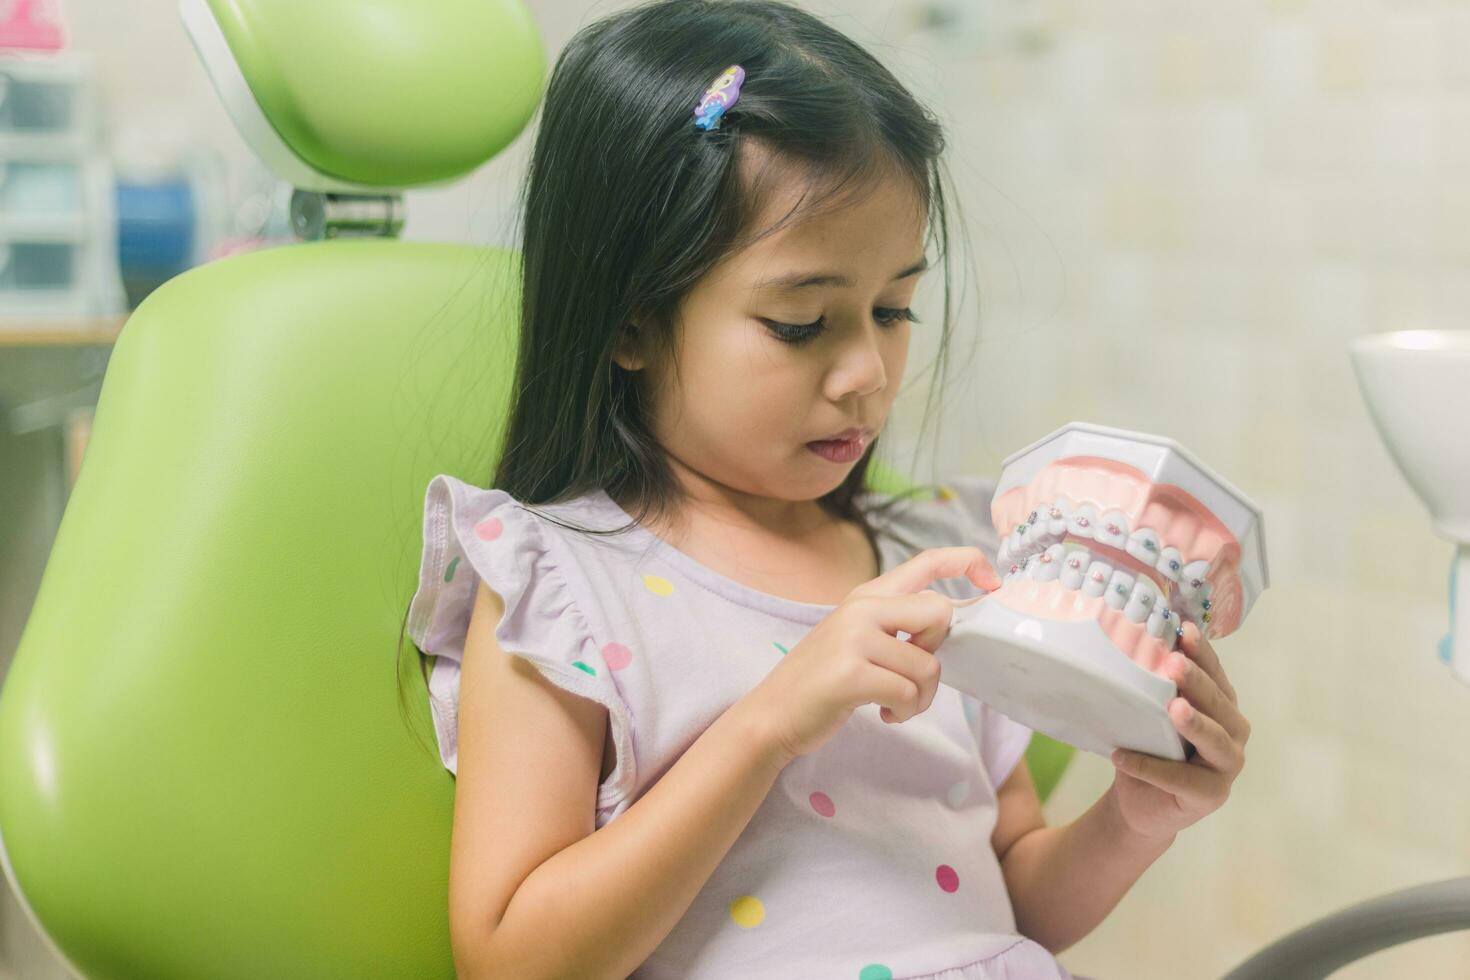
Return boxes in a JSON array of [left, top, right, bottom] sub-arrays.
[[828, 321, 890, 399]]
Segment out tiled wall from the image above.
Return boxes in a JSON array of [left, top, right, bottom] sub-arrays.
[[875, 0, 1470, 976], [5, 1, 1470, 978]]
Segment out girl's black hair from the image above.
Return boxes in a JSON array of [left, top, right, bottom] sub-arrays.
[[395, 0, 981, 753]]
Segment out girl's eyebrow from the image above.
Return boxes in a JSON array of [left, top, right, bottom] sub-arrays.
[[753, 255, 930, 291]]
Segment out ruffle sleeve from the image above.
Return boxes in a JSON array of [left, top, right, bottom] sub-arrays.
[[405, 474, 636, 814]]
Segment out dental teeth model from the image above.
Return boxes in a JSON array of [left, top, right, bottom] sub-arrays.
[[938, 422, 1269, 761]]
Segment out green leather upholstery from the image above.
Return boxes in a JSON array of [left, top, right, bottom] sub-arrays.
[[207, 0, 545, 187], [0, 241, 520, 978]]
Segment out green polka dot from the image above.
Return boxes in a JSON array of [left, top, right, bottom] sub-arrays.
[[773, 642, 788, 656], [572, 661, 597, 676], [443, 556, 460, 582], [858, 966, 892, 980]]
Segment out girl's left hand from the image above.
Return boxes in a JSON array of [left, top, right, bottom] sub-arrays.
[[1109, 620, 1252, 842]]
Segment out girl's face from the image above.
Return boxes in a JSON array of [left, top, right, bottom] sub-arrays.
[[615, 162, 929, 530]]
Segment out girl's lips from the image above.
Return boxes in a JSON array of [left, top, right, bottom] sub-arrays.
[[806, 434, 867, 462], [817, 425, 868, 443]]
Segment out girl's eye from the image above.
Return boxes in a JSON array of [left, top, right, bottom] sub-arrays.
[[875, 306, 921, 326], [762, 307, 921, 345], [762, 316, 825, 344]]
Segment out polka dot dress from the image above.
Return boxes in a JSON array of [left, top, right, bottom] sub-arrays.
[[405, 474, 1090, 980]]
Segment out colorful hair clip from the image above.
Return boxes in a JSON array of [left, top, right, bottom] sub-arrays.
[[693, 64, 745, 131]]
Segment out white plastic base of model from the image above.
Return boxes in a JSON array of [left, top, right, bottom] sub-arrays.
[[939, 598, 1189, 762]]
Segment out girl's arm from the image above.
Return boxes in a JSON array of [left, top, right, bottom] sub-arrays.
[[991, 759, 1175, 955], [993, 620, 1247, 956], [450, 580, 788, 980]]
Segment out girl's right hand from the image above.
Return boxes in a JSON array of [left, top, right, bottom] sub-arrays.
[[741, 546, 1001, 768]]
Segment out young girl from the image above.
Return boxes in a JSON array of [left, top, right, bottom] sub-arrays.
[[403, 1, 1250, 976]]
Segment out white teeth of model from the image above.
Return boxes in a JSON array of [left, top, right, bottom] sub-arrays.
[[1029, 530, 1060, 553], [1155, 546, 1185, 583], [1095, 510, 1129, 549], [1066, 503, 1099, 539], [1044, 500, 1070, 537], [1178, 560, 1212, 600], [1163, 624, 1179, 651], [1158, 606, 1178, 640], [1059, 550, 1089, 590], [1145, 605, 1169, 639], [1026, 514, 1062, 549], [1082, 560, 1112, 598], [1008, 523, 1030, 555], [1105, 569, 1136, 610], [1123, 580, 1158, 623], [996, 538, 1012, 573], [1126, 527, 1162, 566], [1033, 543, 1065, 582]]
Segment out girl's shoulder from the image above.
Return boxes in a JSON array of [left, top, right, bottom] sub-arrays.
[[404, 474, 638, 809], [860, 472, 1002, 559]]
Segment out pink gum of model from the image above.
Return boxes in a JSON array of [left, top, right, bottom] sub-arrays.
[[988, 456, 1244, 677]]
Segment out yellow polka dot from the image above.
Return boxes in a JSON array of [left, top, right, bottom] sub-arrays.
[[729, 895, 764, 927], [642, 574, 674, 597], [936, 485, 956, 502]]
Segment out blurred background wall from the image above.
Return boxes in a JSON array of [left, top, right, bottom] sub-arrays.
[[3, 0, 1468, 977]]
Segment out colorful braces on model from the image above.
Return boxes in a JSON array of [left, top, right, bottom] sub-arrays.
[[987, 425, 1266, 675], [937, 422, 1269, 761]]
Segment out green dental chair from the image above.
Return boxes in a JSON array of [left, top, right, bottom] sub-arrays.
[[0, 2, 1075, 977], [7, 2, 1464, 978]]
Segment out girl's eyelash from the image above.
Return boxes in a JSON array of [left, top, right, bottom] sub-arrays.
[[763, 307, 921, 345]]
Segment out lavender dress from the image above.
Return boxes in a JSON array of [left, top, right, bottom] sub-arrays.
[[407, 474, 1096, 980]]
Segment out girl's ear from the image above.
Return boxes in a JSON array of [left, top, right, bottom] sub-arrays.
[[612, 320, 646, 372]]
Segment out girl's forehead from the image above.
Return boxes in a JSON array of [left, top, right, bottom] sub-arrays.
[[711, 144, 928, 289], [736, 142, 924, 241], [728, 186, 928, 286]]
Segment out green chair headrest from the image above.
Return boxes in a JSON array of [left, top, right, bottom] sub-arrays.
[[183, 0, 545, 190]]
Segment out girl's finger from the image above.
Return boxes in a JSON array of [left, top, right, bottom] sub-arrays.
[[854, 589, 958, 654], [1165, 648, 1250, 746], [1113, 747, 1227, 804], [858, 546, 1000, 597], [1179, 621, 1238, 706], [863, 632, 944, 721], [1166, 696, 1243, 774]]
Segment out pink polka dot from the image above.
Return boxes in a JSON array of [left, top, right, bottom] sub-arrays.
[[935, 864, 959, 892], [601, 642, 632, 671], [809, 791, 835, 818], [474, 517, 503, 541]]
